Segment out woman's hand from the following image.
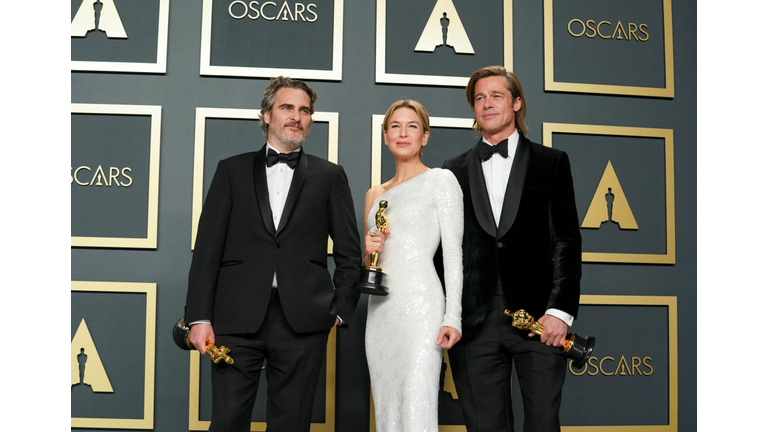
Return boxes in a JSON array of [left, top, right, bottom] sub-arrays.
[[364, 227, 390, 256], [436, 326, 461, 349]]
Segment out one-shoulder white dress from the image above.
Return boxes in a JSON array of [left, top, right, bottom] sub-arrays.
[[365, 168, 464, 432]]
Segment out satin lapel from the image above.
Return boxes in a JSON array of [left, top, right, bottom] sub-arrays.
[[276, 148, 307, 235], [467, 141, 497, 238], [497, 136, 530, 238], [253, 145, 276, 236]]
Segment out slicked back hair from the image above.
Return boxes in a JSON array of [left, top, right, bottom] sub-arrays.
[[465, 66, 528, 137], [258, 76, 318, 136]]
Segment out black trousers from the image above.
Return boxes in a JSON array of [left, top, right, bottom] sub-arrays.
[[209, 289, 330, 432], [448, 294, 567, 432]]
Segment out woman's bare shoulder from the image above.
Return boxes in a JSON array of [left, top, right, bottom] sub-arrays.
[[365, 184, 388, 205]]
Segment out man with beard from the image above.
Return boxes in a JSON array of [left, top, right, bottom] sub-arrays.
[[184, 76, 361, 431]]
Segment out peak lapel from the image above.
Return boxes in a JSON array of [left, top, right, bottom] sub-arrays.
[[253, 144, 276, 236], [275, 148, 307, 235]]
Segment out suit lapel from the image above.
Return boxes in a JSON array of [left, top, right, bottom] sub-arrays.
[[467, 140, 497, 238], [276, 148, 307, 235], [497, 135, 530, 238], [253, 144, 276, 236]]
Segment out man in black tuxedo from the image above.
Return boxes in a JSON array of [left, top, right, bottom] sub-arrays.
[[443, 66, 582, 431], [184, 76, 361, 431]]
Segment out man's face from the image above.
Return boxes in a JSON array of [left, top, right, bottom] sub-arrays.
[[473, 75, 521, 139], [263, 87, 313, 152]]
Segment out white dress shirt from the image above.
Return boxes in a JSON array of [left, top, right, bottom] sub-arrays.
[[481, 131, 518, 227], [480, 131, 574, 327], [265, 143, 298, 287]]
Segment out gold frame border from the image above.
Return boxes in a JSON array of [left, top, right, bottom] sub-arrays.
[[370, 115, 474, 186], [543, 0, 675, 98], [200, 0, 344, 80], [192, 108, 339, 252], [375, 0, 514, 87], [71, 0, 170, 74], [188, 327, 337, 431], [71, 281, 157, 429], [71, 103, 162, 249], [563, 294, 678, 431], [543, 123, 675, 264]]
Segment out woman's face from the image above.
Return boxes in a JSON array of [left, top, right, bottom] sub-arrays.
[[383, 107, 429, 159]]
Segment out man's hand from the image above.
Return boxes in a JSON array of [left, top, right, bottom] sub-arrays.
[[534, 314, 567, 347], [436, 326, 461, 349], [189, 323, 215, 354]]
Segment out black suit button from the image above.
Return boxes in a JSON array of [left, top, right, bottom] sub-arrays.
[[496, 242, 504, 249], [274, 242, 280, 249]]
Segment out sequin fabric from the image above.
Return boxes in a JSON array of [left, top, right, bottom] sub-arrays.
[[365, 168, 464, 432]]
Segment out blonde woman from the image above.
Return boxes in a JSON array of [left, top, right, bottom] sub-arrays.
[[363, 100, 464, 432]]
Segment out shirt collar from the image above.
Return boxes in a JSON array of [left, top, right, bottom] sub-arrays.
[[266, 142, 301, 155], [482, 129, 519, 148]]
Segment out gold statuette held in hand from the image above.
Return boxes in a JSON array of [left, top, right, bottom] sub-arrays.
[[353, 200, 390, 295], [368, 200, 389, 270], [206, 344, 234, 365], [504, 308, 595, 369]]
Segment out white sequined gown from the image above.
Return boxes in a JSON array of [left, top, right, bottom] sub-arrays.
[[365, 169, 464, 432]]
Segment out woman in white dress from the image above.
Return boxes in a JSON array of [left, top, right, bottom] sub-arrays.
[[363, 100, 464, 432]]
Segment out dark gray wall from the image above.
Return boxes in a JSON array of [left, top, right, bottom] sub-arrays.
[[71, 1, 697, 431]]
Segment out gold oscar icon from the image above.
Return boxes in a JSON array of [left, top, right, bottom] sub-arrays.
[[505, 309, 595, 368], [172, 316, 234, 364], [353, 200, 390, 296]]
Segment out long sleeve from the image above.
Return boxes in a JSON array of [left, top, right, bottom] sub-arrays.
[[434, 169, 464, 334], [327, 165, 362, 325], [186, 160, 232, 324], [548, 151, 582, 318]]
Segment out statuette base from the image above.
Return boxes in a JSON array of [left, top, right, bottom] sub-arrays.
[[353, 267, 389, 296]]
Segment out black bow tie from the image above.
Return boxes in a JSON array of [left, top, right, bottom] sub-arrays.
[[479, 139, 509, 161], [266, 148, 300, 169]]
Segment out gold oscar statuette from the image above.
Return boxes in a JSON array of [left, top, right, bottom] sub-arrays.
[[353, 200, 390, 296], [505, 309, 595, 368], [205, 343, 234, 365], [172, 317, 234, 364]]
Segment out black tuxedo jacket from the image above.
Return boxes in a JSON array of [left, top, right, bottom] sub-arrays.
[[443, 135, 582, 342], [185, 145, 361, 335]]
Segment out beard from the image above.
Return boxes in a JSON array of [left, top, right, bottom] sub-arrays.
[[270, 122, 310, 152]]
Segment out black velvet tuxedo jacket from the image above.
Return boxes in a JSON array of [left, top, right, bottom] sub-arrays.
[[185, 145, 361, 335], [443, 135, 582, 342]]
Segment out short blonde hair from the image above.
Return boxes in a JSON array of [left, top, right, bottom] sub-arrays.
[[381, 100, 431, 158]]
